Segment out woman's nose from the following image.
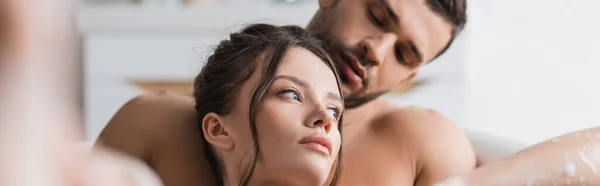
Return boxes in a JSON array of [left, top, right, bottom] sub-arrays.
[[306, 106, 335, 134]]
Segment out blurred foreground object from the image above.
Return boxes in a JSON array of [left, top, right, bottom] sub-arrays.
[[0, 0, 162, 185]]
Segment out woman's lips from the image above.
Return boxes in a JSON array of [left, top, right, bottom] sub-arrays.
[[299, 133, 332, 157]]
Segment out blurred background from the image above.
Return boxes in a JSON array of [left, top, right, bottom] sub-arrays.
[[66, 0, 599, 145]]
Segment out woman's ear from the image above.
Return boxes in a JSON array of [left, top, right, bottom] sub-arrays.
[[202, 113, 235, 150], [319, 0, 336, 9]]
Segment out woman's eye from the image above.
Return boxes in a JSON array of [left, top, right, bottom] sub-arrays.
[[280, 90, 300, 101], [327, 108, 339, 119]]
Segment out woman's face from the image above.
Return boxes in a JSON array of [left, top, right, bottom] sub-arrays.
[[223, 47, 343, 185]]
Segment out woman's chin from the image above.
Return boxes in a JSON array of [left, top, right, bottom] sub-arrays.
[[297, 172, 330, 186], [269, 153, 335, 185], [297, 160, 334, 185]]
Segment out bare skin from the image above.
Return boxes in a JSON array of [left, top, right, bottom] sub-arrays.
[[98, 92, 476, 186]]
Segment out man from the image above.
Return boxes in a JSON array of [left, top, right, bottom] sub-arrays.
[[99, 0, 475, 185]]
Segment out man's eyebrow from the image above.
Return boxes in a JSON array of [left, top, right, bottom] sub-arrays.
[[407, 40, 424, 63], [275, 75, 309, 89], [377, 0, 399, 25]]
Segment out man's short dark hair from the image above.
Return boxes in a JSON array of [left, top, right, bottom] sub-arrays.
[[426, 0, 467, 60], [427, 0, 467, 36]]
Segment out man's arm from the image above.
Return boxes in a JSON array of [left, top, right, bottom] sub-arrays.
[[382, 107, 477, 186], [97, 92, 215, 186], [437, 126, 600, 186]]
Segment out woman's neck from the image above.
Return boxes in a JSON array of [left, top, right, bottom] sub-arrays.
[[223, 169, 316, 186], [221, 156, 323, 186], [225, 179, 303, 186]]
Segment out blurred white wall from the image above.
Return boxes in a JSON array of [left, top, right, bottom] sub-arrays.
[[467, 0, 600, 145]]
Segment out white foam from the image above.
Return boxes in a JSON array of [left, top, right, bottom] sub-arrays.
[[526, 175, 547, 186], [434, 177, 466, 186], [552, 138, 560, 143], [579, 151, 597, 174], [564, 162, 577, 177]]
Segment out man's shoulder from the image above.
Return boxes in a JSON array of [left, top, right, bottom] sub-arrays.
[[96, 91, 199, 160], [121, 91, 195, 114], [113, 91, 196, 125], [373, 104, 456, 134], [369, 102, 467, 153], [103, 90, 198, 136], [368, 102, 475, 184], [98, 92, 217, 186]]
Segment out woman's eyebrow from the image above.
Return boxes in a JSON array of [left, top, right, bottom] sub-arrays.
[[275, 75, 341, 104], [275, 75, 308, 89], [326, 92, 342, 104]]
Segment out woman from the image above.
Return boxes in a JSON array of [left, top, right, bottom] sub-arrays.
[[194, 24, 344, 186]]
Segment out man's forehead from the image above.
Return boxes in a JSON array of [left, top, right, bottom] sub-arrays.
[[374, 0, 427, 7]]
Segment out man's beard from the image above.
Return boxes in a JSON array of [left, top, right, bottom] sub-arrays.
[[307, 6, 389, 109]]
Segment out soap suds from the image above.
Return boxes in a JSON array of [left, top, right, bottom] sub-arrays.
[[526, 175, 547, 186], [433, 177, 466, 186], [579, 151, 597, 174], [564, 162, 577, 176], [552, 138, 560, 143]]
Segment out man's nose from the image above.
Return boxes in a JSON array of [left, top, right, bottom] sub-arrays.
[[359, 33, 397, 66]]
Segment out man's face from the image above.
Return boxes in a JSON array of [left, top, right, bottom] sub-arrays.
[[308, 0, 453, 108]]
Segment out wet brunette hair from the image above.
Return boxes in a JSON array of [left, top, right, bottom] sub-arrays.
[[194, 24, 344, 186]]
